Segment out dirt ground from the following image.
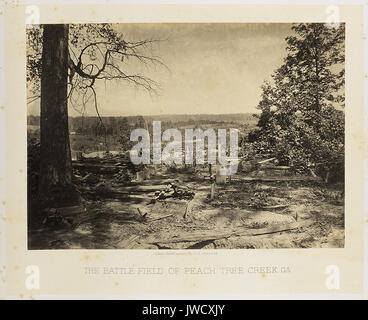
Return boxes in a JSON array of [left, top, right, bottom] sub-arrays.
[[28, 165, 345, 250]]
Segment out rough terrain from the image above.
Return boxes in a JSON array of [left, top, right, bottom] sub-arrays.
[[28, 156, 344, 250]]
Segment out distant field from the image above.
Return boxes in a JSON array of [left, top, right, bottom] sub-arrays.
[[28, 113, 258, 127], [28, 113, 259, 153]]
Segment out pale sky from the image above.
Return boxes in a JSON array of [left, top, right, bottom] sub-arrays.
[[28, 23, 294, 117]]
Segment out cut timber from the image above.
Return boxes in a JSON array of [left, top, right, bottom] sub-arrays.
[[146, 220, 314, 245], [236, 176, 321, 182], [114, 185, 169, 193], [128, 179, 177, 186], [257, 158, 276, 164], [73, 162, 121, 174], [94, 185, 169, 199], [136, 198, 188, 205], [259, 204, 289, 210]]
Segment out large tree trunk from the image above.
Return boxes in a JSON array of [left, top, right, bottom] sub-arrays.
[[39, 24, 79, 207]]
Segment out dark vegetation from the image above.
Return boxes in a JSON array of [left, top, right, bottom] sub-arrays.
[[245, 24, 345, 183]]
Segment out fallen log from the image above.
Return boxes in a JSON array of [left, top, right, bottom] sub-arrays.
[[152, 198, 188, 204], [73, 162, 123, 174], [145, 220, 314, 245], [114, 184, 169, 193], [234, 176, 321, 182], [89, 185, 169, 199], [127, 179, 177, 186], [257, 158, 276, 164], [258, 204, 289, 210]]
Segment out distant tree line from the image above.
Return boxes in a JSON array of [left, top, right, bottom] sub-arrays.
[[27, 113, 257, 138]]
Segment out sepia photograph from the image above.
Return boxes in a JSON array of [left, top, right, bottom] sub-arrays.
[[26, 22, 346, 250], [2, 0, 368, 301]]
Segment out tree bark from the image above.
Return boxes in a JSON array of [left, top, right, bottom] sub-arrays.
[[39, 24, 79, 207]]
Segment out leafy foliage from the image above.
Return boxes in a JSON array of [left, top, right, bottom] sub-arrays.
[[248, 23, 345, 182]]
